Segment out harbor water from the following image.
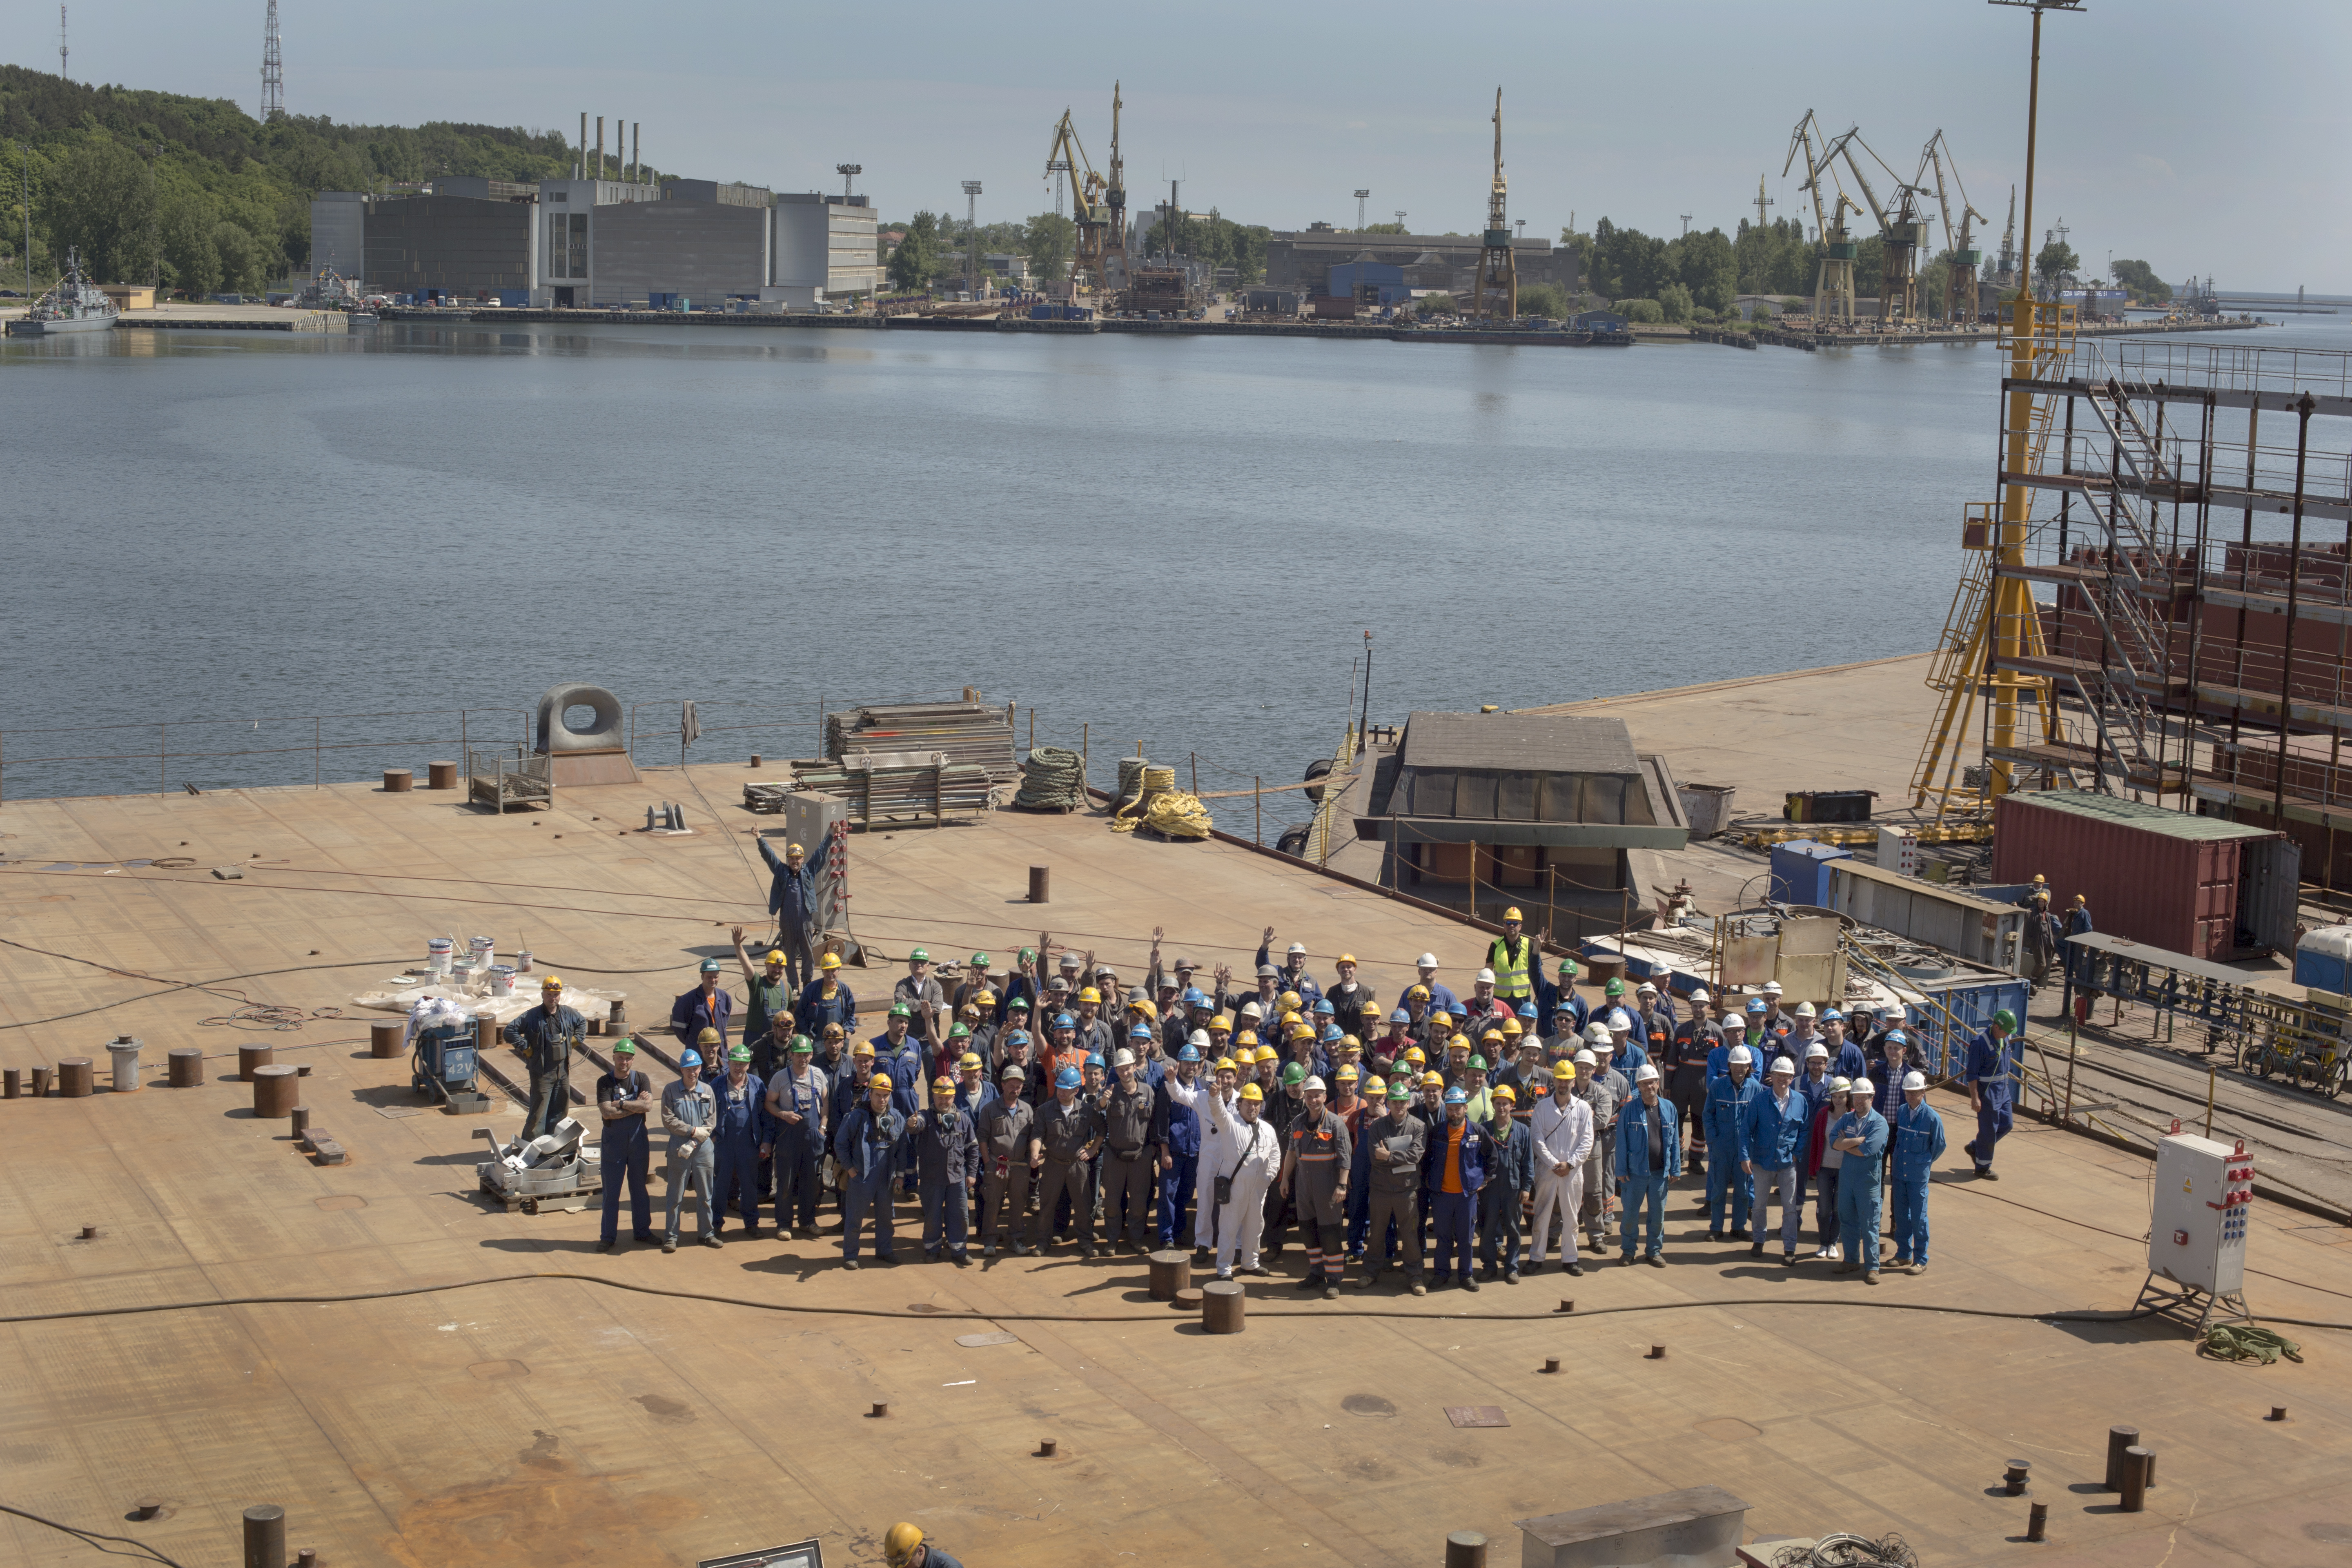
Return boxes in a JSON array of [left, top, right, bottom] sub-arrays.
[[4, 313, 2342, 827]]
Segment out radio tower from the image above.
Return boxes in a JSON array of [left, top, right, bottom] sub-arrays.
[[58, 5, 68, 82], [260, 0, 285, 121]]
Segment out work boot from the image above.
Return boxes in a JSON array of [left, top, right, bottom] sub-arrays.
[[1750, 1242, 1765, 1258], [1505, 1267, 1521, 1285], [1357, 1264, 1384, 1289], [1297, 1271, 1326, 1290], [1980, 1168, 2000, 1181], [594, 1239, 614, 1254], [1015, 1240, 1035, 1257], [1322, 1279, 1339, 1301], [1729, 1227, 1753, 1241], [662, 1237, 678, 1254], [952, 1253, 971, 1267], [842, 1258, 860, 1271], [701, 1234, 723, 1248], [1646, 1255, 1666, 1269], [1080, 1245, 1098, 1261], [1864, 1269, 1880, 1285], [1461, 1275, 1481, 1292], [1566, 1261, 1584, 1278], [983, 1241, 997, 1258], [1708, 1230, 1723, 1243]]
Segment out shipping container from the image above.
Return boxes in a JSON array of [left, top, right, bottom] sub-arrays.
[[1990, 791, 2296, 959], [1770, 840, 1851, 908], [1896, 965, 2032, 1078]]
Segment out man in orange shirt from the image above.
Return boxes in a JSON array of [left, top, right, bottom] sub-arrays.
[[1423, 1086, 1487, 1291]]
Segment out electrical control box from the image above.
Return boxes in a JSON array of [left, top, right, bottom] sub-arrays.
[[779, 790, 849, 931], [2149, 1132, 2252, 1295], [1878, 826, 1921, 878]]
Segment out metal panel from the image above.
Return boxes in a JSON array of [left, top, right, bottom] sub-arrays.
[[1827, 863, 2023, 975], [1992, 794, 2267, 959], [2240, 835, 2303, 954], [1495, 773, 1538, 821], [1453, 772, 1496, 820], [1413, 769, 1455, 817]]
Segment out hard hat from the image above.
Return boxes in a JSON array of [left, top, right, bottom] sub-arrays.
[[1500, 1018, 1523, 1037], [541, 975, 563, 989], [1387, 1081, 1413, 1100], [1334, 1064, 1360, 1081], [958, 1052, 982, 1070], [1605, 1008, 1633, 1031], [1186, 1028, 1211, 1050], [1503, 906, 1524, 922], [969, 951, 990, 968], [1746, 998, 1768, 1015], [889, 1002, 913, 1019], [1113, 1048, 1136, 1067], [1085, 1053, 1105, 1069], [1301, 1074, 1325, 1092], [975, 988, 998, 1005], [1480, 1029, 1504, 1045], [612, 1037, 636, 1054], [728, 1045, 752, 1062], [1877, 1004, 1902, 1019], [820, 953, 842, 970], [1312, 998, 1335, 1016], [1831, 1076, 1852, 1092], [1177, 1044, 1201, 1062], [1423, 1071, 1445, 1087], [909, 948, 930, 963], [697, 1027, 722, 1046], [1054, 1067, 1082, 1090], [1290, 1023, 1316, 1042], [1769, 1056, 1796, 1076], [959, 1002, 983, 1019], [1515, 1001, 1539, 1019], [1634, 1063, 1661, 1084], [1235, 1030, 1259, 1048], [1417, 953, 1439, 969], [1388, 1007, 1411, 1024], [1209, 1014, 1234, 1032], [1475, 967, 1497, 985], [1407, 985, 1430, 1002], [1993, 1009, 2018, 1031], [1573, 1049, 1597, 1068], [680, 1049, 703, 1068], [1321, 1025, 1343, 1043], [1555, 1000, 1578, 1016], [932, 1075, 955, 1093], [1552, 1062, 1578, 1082], [1078, 987, 1100, 1004], [1805, 1042, 1829, 1060], [1256, 963, 1280, 979], [1287, 940, 1308, 956], [823, 1022, 845, 1037], [948, 1022, 971, 1039], [1339, 1033, 1362, 1052], [1238, 1000, 1263, 1018], [1689, 987, 1711, 1004], [1728, 1045, 1753, 1066], [1820, 1008, 1844, 1022], [1762, 981, 1784, 996], [784, 842, 807, 858], [851, 1041, 876, 1058], [1053, 1013, 1077, 1030], [1403, 1047, 1426, 1066], [883, 1522, 925, 1565], [1582, 1023, 1613, 1047], [1001, 1062, 1026, 1080], [1214, 1056, 1238, 1074], [763, 949, 786, 966], [1336, 952, 1357, 965], [1059, 951, 1082, 969], [1448, 1000, 1470, 1017], [1604, 978, 1625, 996], [1278, 991, 1302, 1011], [1182, 987, 1207, 1007], [1443, 1086, 1467, 1106], [1902, 1071, 1928, 1091], [1794, 1001, 1817, 1018], [1238, 1083, 1265, 1102], [1005, 1030, 1029, 1047], [1885, 1030, 1909, 1047], [1128, 1022, 1152, 1040], [1558, 956, 1580, 976], [1492, 1084, 1517, 1103], [1635, 979, 1658, 994], [700, 958, 723, 974], [1254, 1045, 1280, 1063], [1467, 1054, 1489, 1072]]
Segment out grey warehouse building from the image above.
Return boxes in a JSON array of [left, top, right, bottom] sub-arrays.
[[1263, 227, 1579, 298]]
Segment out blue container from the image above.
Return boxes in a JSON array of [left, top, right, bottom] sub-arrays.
[[1770, 840, 1852, 908], [1903, 973, 2031, 1077], [2294, 926, 2352, 995]]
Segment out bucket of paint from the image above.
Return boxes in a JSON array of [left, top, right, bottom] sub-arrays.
[[450, 962, 477, 989], [468, 936, 498, 972], [428, 937, 455, 975], [488, 965, 517, 998]]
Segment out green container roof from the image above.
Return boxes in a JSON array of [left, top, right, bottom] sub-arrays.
[[2011, 790, 2272, 841]]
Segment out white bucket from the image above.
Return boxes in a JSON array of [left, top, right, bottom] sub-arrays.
[[488, 965, 517, 997], [468, 936, 498, 971], [428, 937, 455, 975], [451, 962, 478, 989], [107, 1036, 144, 1093]]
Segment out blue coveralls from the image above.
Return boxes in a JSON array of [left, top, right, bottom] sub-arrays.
[[1155, 1076, 1201, 1247], [879, 1034, 926, 1192], [1704, 1072, 1760, 1232], [1741, 1081, 1813, 1255], [768, 1067, 827, 1230], [1344, 1101, 1377, 1258], [795, 977, 857, 1039], [707, 1070, 773, 1233], [913, 1102, 980, 1258], [1477, 1115, 1532, 1274], [1828, 1106, 1889, 1270], [1421, 1117, 1486, 1285], [834, 1100, 909, 1262], [757, 838, 818, 987], [1616, 1094, 1682, 1260], [1890, 1098, 1948, 1265], [1964, 1028, 2020, 1174], [669, 985, 733, 1051], [596, 1068, 653, 1243], [1831, 1039, 1868, 1082]]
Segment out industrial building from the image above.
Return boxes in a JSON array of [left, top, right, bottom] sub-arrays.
[[310, 179, 879, 310], [1263, 226, 1578, 300]]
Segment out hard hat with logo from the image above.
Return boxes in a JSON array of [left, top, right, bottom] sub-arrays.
[[1334, 1064, 1360, 1081], [1582, 1022, 1614, 1047], [1492, 1083, 1517, 1103], [764, 949, 786, 966], [958, 1051, 982, 1070], [700, 958, 723, 974], [1728, 1044, 1753, 1066], [728, 1045, 752, 1062], [1552, 1062, 1578, 1082], [1054, 1067, 1082, 1090], [1603, 978, 1625, 997], [1238, 1082, 1265, 1102], [1634, 1062, 1661, 1084], [883, 1522, 925, 1566], [680, 1049, 703, 1068], [1113, 1047, 1136, 1067], [1281, 1062, 1306, 1086], [851, 1040, 876, 1058], [1443, 1086, 1467, 1106], [932, 1075, 955, 1094], [820, 953, 842, 970], [697, 1027, 722, 1046], [1503, 906, 1523, 922], [1902, 1071, 1928, 1091], [1475, 967, 1497, 985]]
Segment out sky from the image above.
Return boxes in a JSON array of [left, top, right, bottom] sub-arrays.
[[15, 0, 2348, 291]]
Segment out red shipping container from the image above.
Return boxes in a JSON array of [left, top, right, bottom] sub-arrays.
[[1991, 791, 2278, 960]]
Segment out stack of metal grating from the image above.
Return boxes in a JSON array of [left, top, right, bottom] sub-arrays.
[[792, 753, 996, 826], [825, 702, 1018, 782]]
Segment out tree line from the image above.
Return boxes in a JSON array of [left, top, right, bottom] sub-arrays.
[[2, 65, 607, 296]]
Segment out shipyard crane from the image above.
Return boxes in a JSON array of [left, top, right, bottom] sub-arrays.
[[1821, 126, 1931, 325], [1782, 110, 1855, 321], [1920, 130, 1987, 323], [1472, 87, 1517, 321], [1045, 108, 1111, 294], [1995, 185, 2018, 287], [1104, 83, 1128, 294]]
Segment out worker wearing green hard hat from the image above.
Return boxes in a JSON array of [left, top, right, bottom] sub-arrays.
[[1964, 1009, 2022, 1181], [764, 1033, 827, 1239]]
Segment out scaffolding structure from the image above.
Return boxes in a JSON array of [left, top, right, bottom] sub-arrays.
[[1919, 336, 2352, 887]]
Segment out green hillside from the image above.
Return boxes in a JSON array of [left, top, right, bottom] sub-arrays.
[[0, 65, 607, 296]]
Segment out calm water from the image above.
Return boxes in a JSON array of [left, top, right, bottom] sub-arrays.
[[5, 311, 2344, 826]]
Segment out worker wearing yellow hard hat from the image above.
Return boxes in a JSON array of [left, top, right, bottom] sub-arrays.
[[1528, 1056, 1590, 1275], [507, 968, 584, 1141], [882, 1519, 964, 1568], [757, 833, 819, 989], [907, 1072, 975, 1265], [799, 944, 855, 1049], [1477, 1080, 1530, 1283], [1486, 905, 1536, 1004]]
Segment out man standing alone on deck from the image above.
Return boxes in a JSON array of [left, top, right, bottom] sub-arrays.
[[1965, 1009, 2022, 1180], [507, 974, 584, 1141], [755, 837, 819, 989]]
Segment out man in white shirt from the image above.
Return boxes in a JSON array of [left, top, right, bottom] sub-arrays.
[[1528, 1061, 1594, 1274]]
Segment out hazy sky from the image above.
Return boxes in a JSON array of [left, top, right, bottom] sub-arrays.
[[21, 0, 2346, 290]]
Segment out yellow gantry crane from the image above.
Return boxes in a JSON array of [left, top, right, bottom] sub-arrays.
[[1045, 107, 1112, 294], [1783, 111, 1858, 321], [1473, 88, 1517, 321], [1920, 131, 1987, 323]]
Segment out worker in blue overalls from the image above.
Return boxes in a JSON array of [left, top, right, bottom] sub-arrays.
[[707, 1044, 773, 1238], [1704, 1043, 1760, 1241], [762, 1034, 828, 1240], [756, 836, 819, 989], [835, 1071, 909, 1269], [1965, 1009, 2021, 1180], [1827, 1083, 1890, 1282], [1422, 1086, 1487, 1291], [1155, 1041, 1204, 1248], [1890, 1069, 1948, 1272], [593, 1036, 655, 1252]]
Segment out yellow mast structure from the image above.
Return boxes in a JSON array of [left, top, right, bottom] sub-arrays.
[[1473, 88, 1516, 321]]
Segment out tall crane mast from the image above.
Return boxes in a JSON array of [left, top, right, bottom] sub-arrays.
[[1105, 83, 1127, 292], [1828, 127, 1929, 326], [1473, 88, 1517, 321], [1045, 109, 1110, 296], [1920, 131, 1987, 323], [1783, 111, 1851, 320], [1995, 185, 2018, 287]]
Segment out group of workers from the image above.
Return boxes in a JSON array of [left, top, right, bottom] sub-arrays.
[[506, 899, 2022, 1286]]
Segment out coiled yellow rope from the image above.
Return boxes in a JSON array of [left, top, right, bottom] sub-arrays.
[[1111, 766, 1209, 838]]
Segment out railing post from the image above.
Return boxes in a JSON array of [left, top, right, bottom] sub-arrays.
[[314, 716, 321, 788], [159, 722, 166, 796], [1255, 777, 1262, 846]]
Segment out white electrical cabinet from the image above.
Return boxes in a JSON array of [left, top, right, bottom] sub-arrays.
[[1878, 826, 1920, 878], [780, 791, 849, 932], [2148, 1132, 2253, 1300]]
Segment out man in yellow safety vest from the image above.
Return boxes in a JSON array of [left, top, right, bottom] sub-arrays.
[[1485, 907, 1537, 1006]]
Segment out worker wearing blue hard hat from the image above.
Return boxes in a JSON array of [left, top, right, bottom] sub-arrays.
[[1156, 1038, 1206, 1250], [1424, 1082, 1485, 1290], [659, 1035, 721, 1254], [1030, 1060, 1104, 1257], [670, 957, 734, 1060]]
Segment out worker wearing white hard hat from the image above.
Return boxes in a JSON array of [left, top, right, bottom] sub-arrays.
[[1468, 967, 1499, 1016], [1412, 953, 1460, 1013], [1616, 1060, 1678, 1267], [1741, 1054, 1809, 1263], [1811, 1077, 1857, 1263], [1827, 1070, 1891, 1282], [1793, 1042, 1836, 1237], [1889, 1069, 1946, 1272], [1704, 1042, 1760, 1241], [1560, 1046, 1612, 1252]]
